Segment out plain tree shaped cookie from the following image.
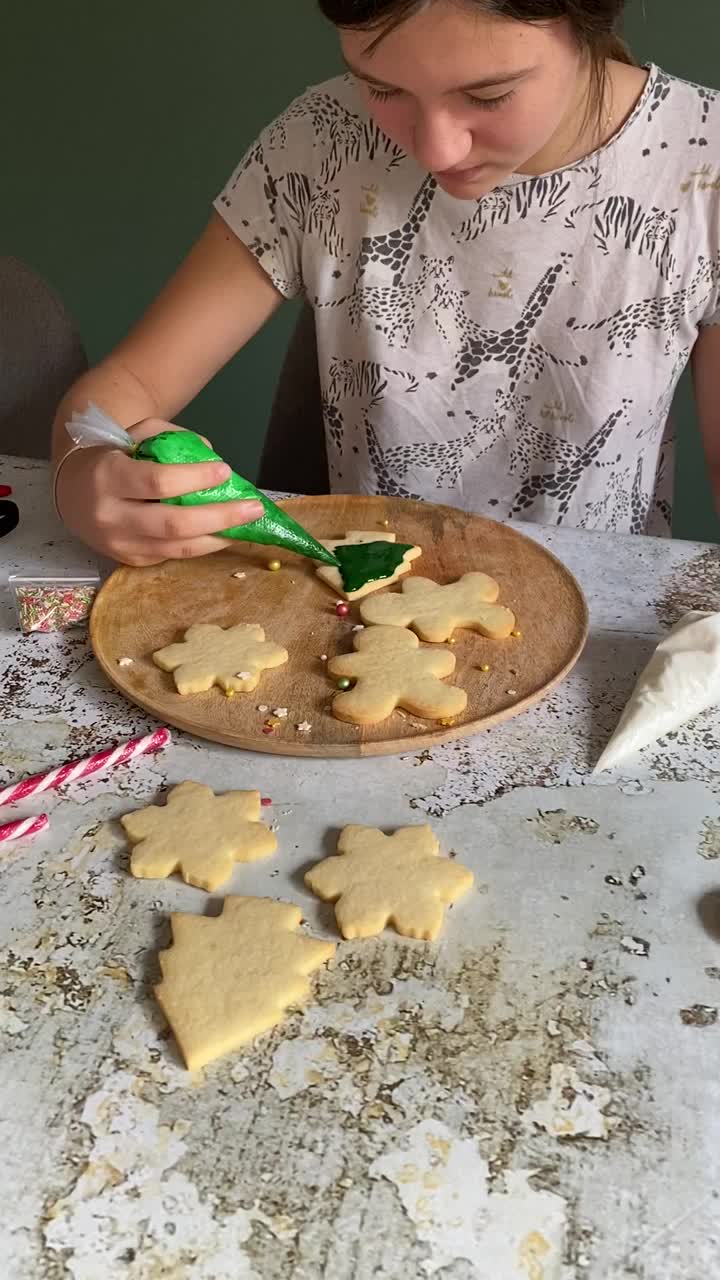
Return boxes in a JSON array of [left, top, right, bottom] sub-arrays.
[[360, 573, 515, 642], [305, 825, 474, 940], [153, 622, 288, 695], [328, 625, 467, 724], [121, 781, 277, 891], [155, 897, 336, 1070]]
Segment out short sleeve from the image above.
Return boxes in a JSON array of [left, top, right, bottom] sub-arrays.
[[699, 174, 720, 326], [701, 224, 720, 326], [702, 287, 720, 328], [214, 95, 318, 300]]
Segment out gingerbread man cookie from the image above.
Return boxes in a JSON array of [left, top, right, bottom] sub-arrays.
[[305, 824, 474, 940], [121, 781, 277, 891], [153, 622, 288, 695], [360, 573, 515, 642], [316, 530, 422, 601], [328, 625, 467, 724], [155, 897, 336, 1070]]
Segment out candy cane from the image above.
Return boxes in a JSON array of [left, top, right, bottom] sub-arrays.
[[0, 814, 49, 844], [0, 728, 171, 809]]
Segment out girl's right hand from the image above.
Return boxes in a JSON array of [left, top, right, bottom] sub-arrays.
[[54, 418, 264, 566]]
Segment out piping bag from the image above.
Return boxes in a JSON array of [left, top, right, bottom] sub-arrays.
[[594, 611, 720, 772], [66, 404, 339, 567]]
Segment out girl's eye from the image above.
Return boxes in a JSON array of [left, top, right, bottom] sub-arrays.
[[365, 85, 516, 109], [466, 90, 516, 111]]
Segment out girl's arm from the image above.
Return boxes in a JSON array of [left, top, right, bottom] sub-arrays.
[[53, 212, 283, 565]]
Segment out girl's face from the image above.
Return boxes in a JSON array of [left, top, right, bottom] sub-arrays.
[[340, 1, 589, 199]]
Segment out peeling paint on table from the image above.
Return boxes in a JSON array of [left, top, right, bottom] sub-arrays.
[[2, 458, 720, 1280]]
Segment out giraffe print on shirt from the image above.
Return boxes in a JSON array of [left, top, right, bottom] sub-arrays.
[[365, 394, 507, 491], [452, 255, 588, 392], [509, 403, 631, 522]]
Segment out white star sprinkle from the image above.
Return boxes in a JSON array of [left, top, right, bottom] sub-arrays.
[[296, 721, 313, 733], [273, 707, 289, 719]]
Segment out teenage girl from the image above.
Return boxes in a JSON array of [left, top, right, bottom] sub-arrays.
[[52, 1, 720, 564]]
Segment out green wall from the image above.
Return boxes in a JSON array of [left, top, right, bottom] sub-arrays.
[[5, 1, 339, 477], [624, 3, 718, 539], [4, 1, 717, 539]]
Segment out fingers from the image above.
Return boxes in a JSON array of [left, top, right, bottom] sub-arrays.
[[117, 534, 238, 567], [126, 496, 264, 540], [126, 418, 176, 444], [126, 418, 214, 449], [106, 449, 232, 501], [56, 415, 264, 567]]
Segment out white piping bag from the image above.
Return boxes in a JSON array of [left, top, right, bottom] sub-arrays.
[[594, 611, 720, 772]]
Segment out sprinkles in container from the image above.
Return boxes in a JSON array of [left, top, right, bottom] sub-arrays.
[[9, 574, 100, 634]]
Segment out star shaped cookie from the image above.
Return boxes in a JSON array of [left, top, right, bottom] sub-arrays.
[[153, 622, 288, 695], [305, 825, 474, 940], [121, 781, 277, 891]]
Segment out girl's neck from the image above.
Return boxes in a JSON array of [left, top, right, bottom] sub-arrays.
[[518, 59, 650, 178]]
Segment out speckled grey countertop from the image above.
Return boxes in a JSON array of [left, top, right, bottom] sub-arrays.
[[1, 455, 719, 1280]]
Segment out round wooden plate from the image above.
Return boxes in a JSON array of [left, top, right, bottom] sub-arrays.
[[90, 495, 588, 758]]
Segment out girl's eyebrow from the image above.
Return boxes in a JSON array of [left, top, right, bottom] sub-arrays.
[[343, 55, 534, 93]]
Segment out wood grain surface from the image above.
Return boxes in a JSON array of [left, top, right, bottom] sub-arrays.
[[90, 495, 588, 758]]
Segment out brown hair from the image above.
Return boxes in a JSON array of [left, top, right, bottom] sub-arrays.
[[317, 0, 634, 139]]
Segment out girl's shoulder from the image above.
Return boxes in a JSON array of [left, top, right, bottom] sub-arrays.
[[622, 66, 720, 145], [593, 67, 720, 208], [250, 74, 408, 187], [267, 75, 368, 139]]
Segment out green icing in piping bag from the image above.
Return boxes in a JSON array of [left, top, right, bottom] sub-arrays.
[[134, 430, 339, 567]]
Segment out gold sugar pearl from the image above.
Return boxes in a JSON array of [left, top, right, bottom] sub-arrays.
[[268, 559, 282, 572], [480, 664, 490, 673], [225, 689, 236, 699], [512, 629, 522, 639]]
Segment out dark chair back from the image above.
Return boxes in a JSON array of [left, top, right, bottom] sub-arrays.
[[258, 302, 328, 493], [0, 257, 87, 459]]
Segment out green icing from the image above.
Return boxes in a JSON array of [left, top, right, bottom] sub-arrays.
[[334, 541, 415, 594], [133, 431, 339, 566]]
